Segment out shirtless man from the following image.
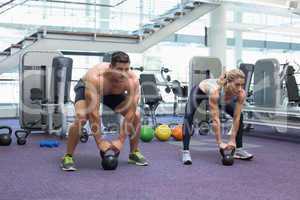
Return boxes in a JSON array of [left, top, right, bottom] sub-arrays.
[[182, 69, 254, 165], [61, 51, 148, 171]]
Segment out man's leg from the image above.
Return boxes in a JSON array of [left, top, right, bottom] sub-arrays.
[[110, 118, 129, 152], [127, 111, 148, 166], [112, 109, 148, 166], [61, 100, 87, 171], [129, 111, 141, 152]]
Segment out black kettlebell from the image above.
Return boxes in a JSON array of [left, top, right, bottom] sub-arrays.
[[100, 150, 120, 170], [199, 121, 210, 135], [15, 130, 29, 145], [219, 148, 235, 166], [0, 126, 12, 146], [79, 128, 89, 143]]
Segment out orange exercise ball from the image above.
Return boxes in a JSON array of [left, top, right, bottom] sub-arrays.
[[171, 125, 183, 141]]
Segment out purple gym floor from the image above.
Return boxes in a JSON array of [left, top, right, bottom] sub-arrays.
[[0, 119, 300, 200]]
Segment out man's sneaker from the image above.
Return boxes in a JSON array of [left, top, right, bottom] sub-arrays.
[[182, 150, 192, 165], [128, 150, 148, 166], [234, 148, 254, 160], [61, 155, 77, 171]]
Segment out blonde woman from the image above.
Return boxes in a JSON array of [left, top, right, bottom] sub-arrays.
[[182, 69, 254, 165]]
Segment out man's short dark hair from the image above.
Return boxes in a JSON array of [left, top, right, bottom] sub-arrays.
[[111, 51, 130, 66]]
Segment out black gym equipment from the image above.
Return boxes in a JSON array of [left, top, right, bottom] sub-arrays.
[[0, 126, 12, 146], [171, 80, 188, 116], [159, 67, 172, 94], [130, 66, 144, 72], [160, 67, 171, 82], [102, 52, 113, 62], [140, 74, 163, 127], [165, 86, 171, 93], [100, 150, 119, 170], [239, 63, 255, 131], [15, 130, 29, 145], [198, 121, 210, 135], [219, 148, 235, 166], [285, 65, 300, 105], [239, 63, 255, 102], [18, 54, 73, 144], [79, 127, 89, 143], [242, 59, 300, 134]]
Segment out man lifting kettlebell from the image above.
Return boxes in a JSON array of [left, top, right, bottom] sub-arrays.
[[61, 51, 148, 171]]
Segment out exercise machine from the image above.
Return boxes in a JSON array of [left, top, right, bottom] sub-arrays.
[[17, 51, 73, 144], [243, 58, 300, 134]]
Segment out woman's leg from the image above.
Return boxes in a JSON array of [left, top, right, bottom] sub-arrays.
[[225, 101, 253, 160], [183, 86, 207, 150], [224, 101, 243, 148]]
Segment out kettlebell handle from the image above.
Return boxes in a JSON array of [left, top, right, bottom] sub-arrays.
[[0, 126, 12, 136], [15, 130, 29, 139], [100, 149, 120, 159], [219, 148, 235, 157]]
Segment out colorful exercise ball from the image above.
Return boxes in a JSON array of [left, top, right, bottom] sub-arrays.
[[140, 125, 154, 142], [155, 124, 172, 141], [171, 125, 183, 141]]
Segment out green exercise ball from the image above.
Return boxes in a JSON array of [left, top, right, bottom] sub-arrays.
[[140, 125, 154, 142]]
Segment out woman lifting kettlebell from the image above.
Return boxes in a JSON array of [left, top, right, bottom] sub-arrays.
[[182, 69, 254, 165]]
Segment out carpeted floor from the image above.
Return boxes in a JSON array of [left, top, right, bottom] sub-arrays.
[[0, 119, 300, 200]]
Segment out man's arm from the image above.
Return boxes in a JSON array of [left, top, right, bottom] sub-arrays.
[[84, 69, 105, 143], [127, 78, 140, 120], [115, 76, 140, 121], [86, 88, 113, 152], [85, 88, 102, 143]]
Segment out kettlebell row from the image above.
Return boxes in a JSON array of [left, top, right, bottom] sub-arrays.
[[0, 126, 29, 146]]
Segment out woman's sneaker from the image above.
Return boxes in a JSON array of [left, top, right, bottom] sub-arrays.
[[234, 148, 254, 160], [182, 150, 192, 165], [61, 155, 77, 171]]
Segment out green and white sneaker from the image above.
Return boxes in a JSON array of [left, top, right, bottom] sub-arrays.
[[128, 150, 148, 166], [61, 155, 77, 171]]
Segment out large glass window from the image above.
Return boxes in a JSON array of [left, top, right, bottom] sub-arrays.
[[226, 48, 236, 69], [243, 32, 266, 41], [242, 12, 266, 25], [143, 42, 208, 102], [1, 2, 300, 107], [0, 73, 19, 104]]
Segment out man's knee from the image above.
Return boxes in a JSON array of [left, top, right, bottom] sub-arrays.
[[124, 109, 140, 122], [75, 113, 87, 126]]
